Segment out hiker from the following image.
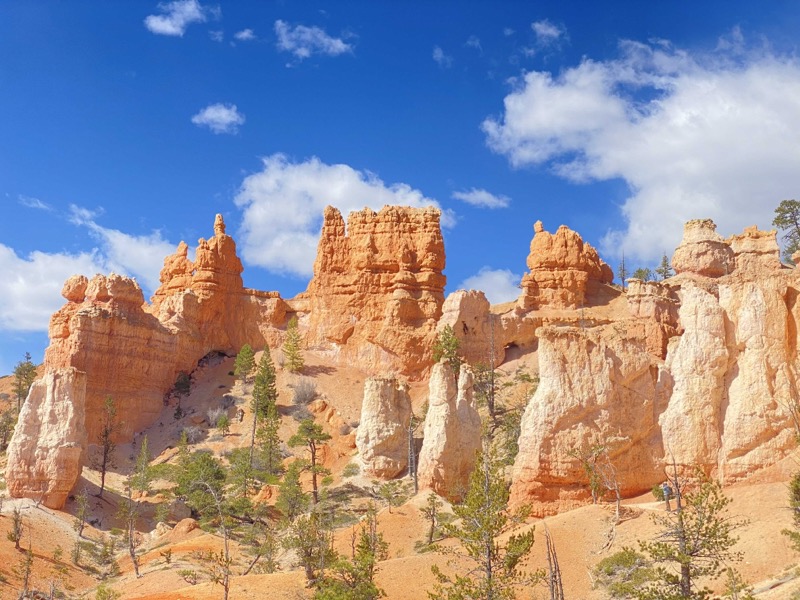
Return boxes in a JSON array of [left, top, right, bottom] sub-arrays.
[[236, 408, 245, 423], [662, 480, 673, 511]]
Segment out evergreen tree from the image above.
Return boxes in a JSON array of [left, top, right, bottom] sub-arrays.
[[96, 397, 118, 498], [257, 401, 283, 477], [783, 470, 800, 551], [636, 471, 748, 600], [632, 267, 654, 282], [429, 444, 539, 600], [655, 253, 674, 281], [251, 346, 279, 467], [289, 419, 332, 505], [284, 511, 336, 586], [73, 488, 91, 538], [174, 451, 227, 519], [421, 492, 443, 545], [277, 461, 310, 520], [12, 352, 37, 413], [234, 344, 256, 387], [773, 199, 800, 262], [128, 435, 153, 496], [315, 504, 388, 599], [432, 325, 462, 374], [618, 252, 629, 290], [283, 316, 304, 373]]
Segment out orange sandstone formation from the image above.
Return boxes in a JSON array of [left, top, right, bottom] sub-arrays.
[[301, 205, 446, 376]]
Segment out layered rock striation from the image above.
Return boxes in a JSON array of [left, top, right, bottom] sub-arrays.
[[301, 205, 446, 376], [355, 376, 412, 478]]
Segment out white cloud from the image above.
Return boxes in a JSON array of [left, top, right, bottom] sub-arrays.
[[432, 46, 453, 69], [68, 205, 177, 292], [503, 28, 515, 37], [459, 267, 520, 305], [0, 244, 107, 332], [466, 36, 482, 52], [191, 103, 245, 134], [144, 0, 209, 36], [274, 20, 352, 61], [531, 19, 566, 46], [234, 154, 452, 277], [209, 30, 224, 42], [234, 28, 255, 41], [452, 188, 510, 209], [483, 36, 800, 263], [18, 195, 53, 211]]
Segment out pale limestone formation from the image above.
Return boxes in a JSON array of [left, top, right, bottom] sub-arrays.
[[517, 220, 613, 310], [625, 279, 680, 358], [302, 205, 446, 376], [418, 362, 482, 501], [438, 290, 503, 367], [671, 219, 734, 277], [355, 377, 411, 478], [5, 368, 87, 509], [509, 326, 662, 515]]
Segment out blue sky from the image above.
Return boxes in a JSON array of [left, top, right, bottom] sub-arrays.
[[3, 1, 800, 375]]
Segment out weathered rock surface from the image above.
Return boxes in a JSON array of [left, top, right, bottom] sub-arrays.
[[301, 205, 446, 376], [5, 368, 87, 509], [671, 219, 734, 277], [509, 325, 663, 515], [42, 215, 288, 444], [517, 220, 614, 310], [438, 290, 503, 367], [418, 362, 482, 500], [355, 377, 411, 478]]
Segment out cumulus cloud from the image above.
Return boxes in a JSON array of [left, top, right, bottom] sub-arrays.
[[459, 267, 521, 305], [68, 205, 177, 292], [144, 0, 209, 36], [234, 28, 255, 41], [274, 20, 352, 61], [432, 46, 453, 68], [0, 244, 106, 332], [234, 154, 451, 277], [191, 103, 245, 134], [452, 188, 510, 209], [483, 36, 800, 262]]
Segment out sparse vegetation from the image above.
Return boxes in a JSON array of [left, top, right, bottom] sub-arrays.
[[283, 316, 304, 373], [96, 396, 118, 498], [432, 324, 462, 374], [293, 377, 318, 406], [288, 418, 332, 505], [12, 351, 37, 413]]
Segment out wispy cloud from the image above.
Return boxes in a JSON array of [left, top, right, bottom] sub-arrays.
[[234, 28, 255, 41], [459, 267, 520, 305], [191, 103, 245, 134], [68, 205, 177, 293], [483, 33, 800, 263], [18, 195, 53, 212], [234, 154, 452, 277], [452, 188, 510, 209], [209, 30, 224, 42], [144, 0, 211, 37], [531, 19, 566, 46], [433, 46, 453, 68], [274, 20, 352, 62], [466, 36, 482, 52]]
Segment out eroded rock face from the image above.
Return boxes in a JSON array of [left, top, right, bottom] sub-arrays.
[[672, 219, 734, 277], [438, 290, 503, 368], [517, 221, 613, 310], [509, 326, 662, 515], [5, 368, 87, 509], [42, 215, 288, 444], [303, 205, 446, 376], [417, 362, 482, 501], [355, 377, 411, 478]]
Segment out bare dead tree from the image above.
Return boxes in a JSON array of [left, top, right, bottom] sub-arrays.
[[544, 524, 565, 600]]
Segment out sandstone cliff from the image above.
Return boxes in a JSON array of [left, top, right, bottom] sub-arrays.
[[300, 205, 446, 376]]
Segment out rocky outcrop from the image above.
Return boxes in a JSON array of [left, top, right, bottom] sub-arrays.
[[438, 290, 503, 367], [42, 215, 288, 444], [671, 219, 734, 277], [355, 377, 411, 478], [5, 368, 87, 509], [517, 221, 614, 310], [509, 325, 662, 515], [418, 362, 482, 501], [625, 279, 680, 358], [302, 205, 446, 376]]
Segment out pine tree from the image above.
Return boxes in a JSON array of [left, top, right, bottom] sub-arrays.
[[429, 444, 539, 600], [636, 471, 748, 600], [632, 267, 654, 282], [251, 346, 278, 467], [655, 253, 674, 281], [234, 344, 256, 387], [12, 352, 37, 413], [257, 401, 283, 477], [277, 461, 310, 521], [284, 511, 336, 586], [432, 325, 462, 374], [283, 316, 304, 373], [73, 488, 91, 538], [773, 199, 800, 262], [618, 252, 629, 290], [289, 419, 332, 505], [128, 435, 153, 496], [96, 396, 118, 498]]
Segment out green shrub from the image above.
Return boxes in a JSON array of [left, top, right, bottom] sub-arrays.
[[593, 548, 654, 598]]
